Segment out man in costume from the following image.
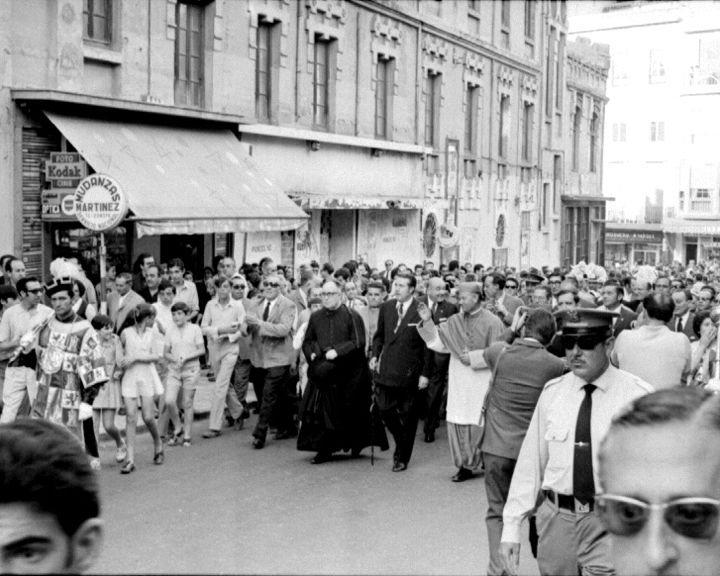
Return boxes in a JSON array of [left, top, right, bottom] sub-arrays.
[[417, 281, 505, 482], [31, 276, 108, 448], [297, 280, 387, 463]]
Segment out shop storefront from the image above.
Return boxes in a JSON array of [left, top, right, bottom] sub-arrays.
[[605, 223, 664, 267], [12, 94, 308, 284]]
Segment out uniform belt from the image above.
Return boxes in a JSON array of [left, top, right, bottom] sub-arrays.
[[544, 490, 595, 513]]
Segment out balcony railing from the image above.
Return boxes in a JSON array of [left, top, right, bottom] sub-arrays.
[[690, 199, 713, 213]]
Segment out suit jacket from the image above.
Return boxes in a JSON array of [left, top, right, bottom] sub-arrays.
[[372, 298, 427, 388], [613, 305, 637, 338], [419, 296, 458, 380], [244, 294, 296, 368], [287, 289, 309, 318], [667, 312, 697, 342], [107, 290, 145, 333], [357, 305, 381, 357], [495, 293, 524, 327]]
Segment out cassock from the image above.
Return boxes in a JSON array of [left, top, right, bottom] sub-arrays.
[[418, 306, 504, 469], [32, 313, 108, 441], [297, 304, 388, 455]]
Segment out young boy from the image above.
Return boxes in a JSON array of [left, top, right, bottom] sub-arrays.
[[163, 302, 205, 446]]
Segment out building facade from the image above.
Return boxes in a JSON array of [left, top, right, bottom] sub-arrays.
[[570, 0, 720, 266], [0, 0, 610, 282]]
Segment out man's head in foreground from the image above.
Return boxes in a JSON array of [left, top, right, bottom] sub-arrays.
[[0, 419, 103, 574]]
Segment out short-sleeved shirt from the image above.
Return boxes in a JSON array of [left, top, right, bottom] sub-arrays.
[[0, 303, 53, 360], [173, 280, 200, 314], [165, 323, 204, 369]]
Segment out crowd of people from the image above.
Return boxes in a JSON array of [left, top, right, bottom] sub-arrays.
[[1, 250, 720, 575]]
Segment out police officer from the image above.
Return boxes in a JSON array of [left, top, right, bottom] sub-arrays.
[[499, 309, 655, 575]]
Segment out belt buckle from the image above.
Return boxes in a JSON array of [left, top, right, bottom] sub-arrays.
[[575, 498, 591, 513]]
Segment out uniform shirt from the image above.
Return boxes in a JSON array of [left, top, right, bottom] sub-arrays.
[[0, 303, 53, 350], [200, 298, 243, 357], [501, 364, 654, 544], [173, 280, 200, 315], [165, 323, 204, 369]]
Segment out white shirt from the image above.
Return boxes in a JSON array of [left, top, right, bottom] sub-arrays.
[[673, 310, 691, 331], [501, 365, 654, 544], [396, 298, 412, 319]]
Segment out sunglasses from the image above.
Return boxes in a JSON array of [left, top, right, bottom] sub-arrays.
[[264, 282, 281, 288], [597, 494, 720, 540], [232, 284, 246, 290], [506, 284, 518, 289], [561, 334, 605, 350]]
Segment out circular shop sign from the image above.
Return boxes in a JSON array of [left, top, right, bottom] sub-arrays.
[[74, 174, 129, 232]]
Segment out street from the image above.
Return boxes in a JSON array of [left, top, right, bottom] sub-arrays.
[[93, 412, 540, 575]]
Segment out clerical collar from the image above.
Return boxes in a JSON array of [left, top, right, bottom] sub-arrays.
[[465, 306, 484, 317]]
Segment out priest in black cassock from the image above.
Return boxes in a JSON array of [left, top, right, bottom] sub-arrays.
[[297, 280, 388, 464]]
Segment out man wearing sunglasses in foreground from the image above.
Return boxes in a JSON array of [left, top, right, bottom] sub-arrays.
[[500, 309, 654, 575], [596, 387, 720, 575]]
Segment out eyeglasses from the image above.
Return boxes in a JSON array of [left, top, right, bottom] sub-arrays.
[[264, 282, 281, 288], [561, 334, 605, 350], [506, 284, 518, 290], [597, 494, 720, 540], [320, 292, 340, 298], [699, 296, 713, 302], [232, 285, 246, 290]]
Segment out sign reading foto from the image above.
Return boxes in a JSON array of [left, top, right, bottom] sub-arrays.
[[74, 174, 129, 232], [45, 152, 87, 189]]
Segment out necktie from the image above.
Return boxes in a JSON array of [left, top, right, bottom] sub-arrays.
[[431, 301, 438, 317], [263, 302, 270, 321], [676, 317, 683, 333], [395, 302, 404, 332], [573, 384, 596, 504]]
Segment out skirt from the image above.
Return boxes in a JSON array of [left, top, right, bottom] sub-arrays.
[[93, 379, 122, 409]]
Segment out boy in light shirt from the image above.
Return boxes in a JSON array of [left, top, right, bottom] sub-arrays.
[[152, 281, 176, 336], [163, 302, 205, 446]]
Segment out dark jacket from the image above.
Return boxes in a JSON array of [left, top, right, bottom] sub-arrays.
[[419, 296, 457, 380], [372, 298, 427, 388]]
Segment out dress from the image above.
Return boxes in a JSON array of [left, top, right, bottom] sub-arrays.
[[120, 327, 163, 398], [92, 335, 123, 409], [32, 313, 108, 440], [298, 305, 388, 454]]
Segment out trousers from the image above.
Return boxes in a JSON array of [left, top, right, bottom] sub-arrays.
[[423, 354, 449, 434], [483, 452, 517, 576], [0, 367, 37, 423], [231, 357, 252, 406], [208, 349, 241, 432], [252, 365, 294, 440], [375, 384, 421, 465]]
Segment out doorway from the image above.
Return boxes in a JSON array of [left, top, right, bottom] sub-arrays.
[[685, 242, 697, 265], [161, 235, 206, 279]]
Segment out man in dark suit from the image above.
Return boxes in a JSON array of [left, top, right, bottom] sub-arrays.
[[669, 288, 697, 342], [481, 309, 565, 576], [597, 280, 637, 338], [371, 272, 427, 472], [420, 277, 457, 443]]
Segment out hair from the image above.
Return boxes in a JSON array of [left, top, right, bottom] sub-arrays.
[[158, 279, 175, 294], [524, 308, 557, 346], [643, 293, 675, 323], [258, 257, 273, 270], [366, 280, 385, 293], [533, 285, 552, 301], [90, 314, 113, 331], [448, 260, 460, 272], [171, 302, 191, 314], [168, 258, 185, 272], [0, 284, 18, 303], [118, 303, 155, 334], [298, 266, 314, 286], [72, 279, 86, 298], [0, 419, 100, 537], [394, 271, 417, 290], [701, 285, 717, 299], [132, 252, 153, 275], [322, 278, 342, 290], [342, 261, 358, 275], [145, 264, 160, 277], [0, 254, 15, 270], [693, 310, 712, 338], [15, 276, 39, 297], [603, 283, 623, 299], [322, 262, 335, 275], [672, 288, 692, 303], [4, 257, 22, 275], [549, 272, 565, 281], [487, 272, 507, 290], [334, 267, 351, 281], [562, 276, 580, 289], [116, 272, 133, 285], [557, 288, 580, 305], [213, 275, 231, 289]]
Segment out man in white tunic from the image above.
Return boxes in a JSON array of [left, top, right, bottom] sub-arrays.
[[417, 281, 505, 482]]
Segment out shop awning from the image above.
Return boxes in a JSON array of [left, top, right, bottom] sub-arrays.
[[664, 220, 720, 235], [289, 193, 448, 210], [43, 112, 308, 237]]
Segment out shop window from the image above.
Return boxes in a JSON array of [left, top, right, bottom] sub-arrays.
[[375, 57, 394, 139], [174, 1, 204, 108], [425, 72, 441, 148], [522, 102, 534, 162], [464, 85, 480, 155], [499, 94, 510, 159], [83, 0, 111, 45], [649, 49, 666, 84], [313, 38, 331, 128]]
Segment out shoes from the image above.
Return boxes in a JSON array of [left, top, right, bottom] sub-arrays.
[[153, 449, 165, 465], [225, 413, 235, 427], [274, 429, 297, 440], [424, 432, 435, 443], [233, 417, 245, 431], [240, 407, 251, 419], [167, 429, 184, 446], [202, 430, 221, 439], [451, 467, 474, 483], [115, 440, 127, 463], [90, 457, 102, 471], [182, 437, 192, 447], [120, 460, 136, 474], [311, 452, 332, 464], [392, 461, 408, 472], [252, 437, 265, 449]]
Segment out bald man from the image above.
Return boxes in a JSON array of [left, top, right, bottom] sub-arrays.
[[419, 278, 458, 443]]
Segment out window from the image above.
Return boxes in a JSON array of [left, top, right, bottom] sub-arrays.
[[255, 24, 272, 121], [589, 113, 599, 172], [468, 0, 481, 36], [499, 94, 510, 158], [542, 182, 550, 227], [464, 85, 479, 154], [426, 0, 442, 17], [425, 73, 440, 148], [650, 121, 665, 142], [313, 39, 330, 128], [612, 53, 628, 86], [501, 0, 510, 49], [524, 0, 536, 41], [522, 102, 534, 162], [546, 27, 556, 116], [174, 1, 204, 107], [572, 102, 582, 171], [649, 49, 666, 84], [555, 33, 564, 110], [375, 58, 394, 139], [611, 123, 627, 143], [83, 0, 111, 44]]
